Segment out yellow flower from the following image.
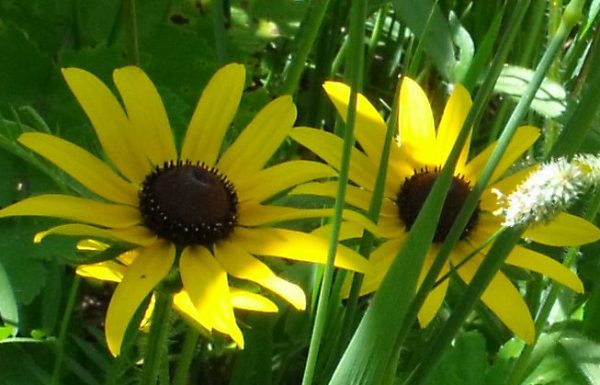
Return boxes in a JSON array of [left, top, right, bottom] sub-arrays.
[[0, 64, 370, 355], [290, 78, 600, 343]]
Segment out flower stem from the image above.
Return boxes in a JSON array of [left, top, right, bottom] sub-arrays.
[[50, 276, 80, 385], [122, 0, 140, 65], [140, 291, 173, 385], [281, 0, 331, 95], [300, 2, 366, 384], [172, 327, 200, 385]]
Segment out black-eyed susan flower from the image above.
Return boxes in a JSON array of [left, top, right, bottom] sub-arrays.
[[0, 64, 371, 355], [290, 78, 600, 343]]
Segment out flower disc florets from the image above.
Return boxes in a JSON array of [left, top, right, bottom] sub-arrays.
[[139, 160, 238, 246], [397, 167, 480, 243]]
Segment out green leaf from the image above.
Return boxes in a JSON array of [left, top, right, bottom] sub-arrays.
[[425, 331, 488, 385], [0, 261, 19, 335], [559, 334, 600, 385], [391, 0, 457, 80], [494, 65, 567, 118], [449, 11, 474, 83]]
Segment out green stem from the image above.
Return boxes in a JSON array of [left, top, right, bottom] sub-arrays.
[[300, 2, 366, 384], [281, 0, 331, 95], [122, 0, 139, 65], [50, 276, 81, 385], [211, 0, 228, 64], [140, 291, 173, 385], [340, 80, 400, 343], [172, 327, 200, 385]]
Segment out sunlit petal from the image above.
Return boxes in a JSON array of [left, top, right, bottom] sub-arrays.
[[417, 248, 450, 327], [351, 237, 405, 296], [506, 245, 583, 293], [76, 261, 126, 283], [454, 250, 535, 343], [35, 224, 156, 246], [61, 68, 149, 183], [180, 246, 244, 348], [398, 77, 436, 165], [323, 81, 387, 162], [235, 160, 336, 203], [218, 96, 296, 182], [181, 63, 245, 165], [463, 125, 540, 184], [290, 127, 378, 190], [233, 227, 370, 273], [435, 84, 472, 168], [230, 289, 278, 313], [523, 212, 600, 246], [215, 240, 306, 310], [238, 200, 379, 235], [19, 133, 137, 205], [105, 241, 175, 355], [311, 221, 371, 241], [0, 195, 140, 228], [113, 66, 177, 165]]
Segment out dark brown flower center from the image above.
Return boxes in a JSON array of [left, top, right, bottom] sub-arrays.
[[139, 160, 238, 246], [396, 167, 480, 243]]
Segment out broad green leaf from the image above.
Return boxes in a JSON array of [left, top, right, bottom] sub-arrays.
[[0, 261, 18, 335], [494, 65, 567, 118], [425, 332, 488, 385], [449, 11, 474, 83], [391, 0, 457, 80], [559, 334, 600, 385]]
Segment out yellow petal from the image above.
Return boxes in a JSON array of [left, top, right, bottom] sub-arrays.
[[290, 127, 378, 191], [19, 132, 137, 205], [235, 160, 336, 203], [181, 63, 246, 165], [233, 227, 370, 273], [230, 288, 278, 313], [0, 195, 140, 228], [523, 212, 600, 246], [173, 290, 212, 331], [218, 96, 296, 182], [454, 250, 535, 343], [398, 77, 436, 165], [290, 182, 371, 211], [77, 239, 110, 252], [311, 221, 369, 241], [215, 240, 306, 310], [378, 215, 407, 239], [237, 201, 379, 235], [35, 224, 156, 246], [61, 67, 150, 183], [506, 245, 583, 293], [322, 81, 387, 162], [349, 237, 405, 296], [76, 261, 126, 283], [105, 240, 175, 355], [435, 84, 472, 168], [463, 125, 540, 184], [480, 166, 538, 212], [179, 246, 244, 348], [113, 66, 177, 165], [417, 249, 450, 327]]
